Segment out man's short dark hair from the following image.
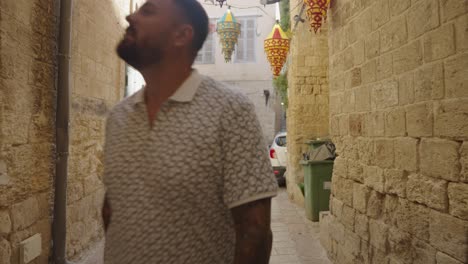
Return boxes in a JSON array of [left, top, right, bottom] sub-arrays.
[[173, 0, 209, 55]]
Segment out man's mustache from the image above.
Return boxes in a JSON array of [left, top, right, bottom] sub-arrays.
[[125, 25, 136, 36]]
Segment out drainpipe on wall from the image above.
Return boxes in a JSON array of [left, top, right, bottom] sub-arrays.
[[53, 0, 73, 263]]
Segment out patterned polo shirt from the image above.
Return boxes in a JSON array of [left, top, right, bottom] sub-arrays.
[[103, 70, 278, 264]]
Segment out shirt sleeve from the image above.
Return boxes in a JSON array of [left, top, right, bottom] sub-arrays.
[[221, 95, 278, 209]]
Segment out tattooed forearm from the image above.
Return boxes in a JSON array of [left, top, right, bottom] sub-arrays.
[[102, 195, 112, 232], [234, 228, 273, 264], [231, 198, 273, 264]]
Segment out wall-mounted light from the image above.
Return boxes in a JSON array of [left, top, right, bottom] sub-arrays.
[[264, 90, 271, 106], [260, 0, 281, 5], [293, 14, 305, 23]]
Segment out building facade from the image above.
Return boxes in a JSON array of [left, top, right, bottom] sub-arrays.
[[283, 0, 468, 263], [0, 0, 129, 262], [286, 0, 330, 205], [323, 0, 468, 263], [285, 0, 468, 263], [194, 0, 283, 144]]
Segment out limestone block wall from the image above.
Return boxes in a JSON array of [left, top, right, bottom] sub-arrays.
[[66, 0, 126, 259], [286, 0, 330, 205], [325, 0, 468, 263], [0, 0, 128, 263], [0, 0, 58, 262]]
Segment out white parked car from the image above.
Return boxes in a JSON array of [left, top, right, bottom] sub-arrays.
[[269, 132, 287, 186]]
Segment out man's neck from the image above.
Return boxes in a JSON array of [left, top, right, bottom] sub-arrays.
[[138, 61, 192, 127], [140, 62, 193, 106]]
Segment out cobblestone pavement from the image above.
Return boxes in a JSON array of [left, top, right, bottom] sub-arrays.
[[270, 188, 332, 264], [76, 240, 104, 264], [77, 188, 331, 264]]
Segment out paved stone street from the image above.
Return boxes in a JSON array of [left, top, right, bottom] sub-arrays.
[[78, 240, 104, 264], [78, 188, 331, 264], [270, 188, 331, 264]]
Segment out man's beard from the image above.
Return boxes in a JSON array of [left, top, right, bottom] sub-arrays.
[[116, 39, 163, 69]]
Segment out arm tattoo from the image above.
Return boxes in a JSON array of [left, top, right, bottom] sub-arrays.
[[231, 198, 273, 264], [102, 195, 112, 232]]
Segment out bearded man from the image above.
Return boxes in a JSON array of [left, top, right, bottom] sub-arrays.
[[102, 0, 278, 263]]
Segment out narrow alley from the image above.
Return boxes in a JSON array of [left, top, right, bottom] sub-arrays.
[[271, 189, 331, 264], [1, 0, 467, 263], [77, 188, 331, 264]]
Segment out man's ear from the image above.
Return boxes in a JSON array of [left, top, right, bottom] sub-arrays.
[[173, 24, 194, 48]]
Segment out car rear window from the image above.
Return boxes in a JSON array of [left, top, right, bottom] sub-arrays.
[[275, 136, 286, 147]]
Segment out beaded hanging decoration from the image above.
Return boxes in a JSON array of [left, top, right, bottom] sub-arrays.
[[264, 23, 290, 77], [216, 9, 241, 62], [303, 0, 330, 33]]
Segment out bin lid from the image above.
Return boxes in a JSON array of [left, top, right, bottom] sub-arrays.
[[305, 139, 331, 144], [300, 160, 334, 165]]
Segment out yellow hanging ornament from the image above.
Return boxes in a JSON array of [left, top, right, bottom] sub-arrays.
[[303, 0, 330, 33], [264, 23, 290, 77]]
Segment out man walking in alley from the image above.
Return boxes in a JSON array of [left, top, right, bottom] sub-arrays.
[[101, 0, 278, 263]]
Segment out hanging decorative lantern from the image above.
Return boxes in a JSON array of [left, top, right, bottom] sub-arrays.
[[216, 9, 241, 62], [264, 23, 290, 77], [216, 0, 227, 8], [303, 0, 330, 33]]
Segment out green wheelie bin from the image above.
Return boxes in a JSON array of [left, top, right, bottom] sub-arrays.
[[301, 160, 333, 222], [306, 139, 331, 151], [301, 139, 334, 222]]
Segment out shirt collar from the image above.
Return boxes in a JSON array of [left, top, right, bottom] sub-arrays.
[[132, 69, 202, 105]]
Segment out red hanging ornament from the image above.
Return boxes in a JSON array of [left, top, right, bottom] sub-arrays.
[[303, 0, 330, 33], [264, 24, 290, 77]]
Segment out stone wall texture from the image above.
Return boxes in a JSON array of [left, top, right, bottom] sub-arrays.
[[0, 0, 58, 262], [325, 0, 468, 263], [66, 0, 126, 259], [286, 0, 330, 205], [0, 0, 127, 263]]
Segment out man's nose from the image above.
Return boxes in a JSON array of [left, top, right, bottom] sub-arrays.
[[126, 13, 134, 24]]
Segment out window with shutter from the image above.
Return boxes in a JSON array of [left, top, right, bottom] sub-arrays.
[[235, 16, 257, 63], [195, 18, 216, 64]]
